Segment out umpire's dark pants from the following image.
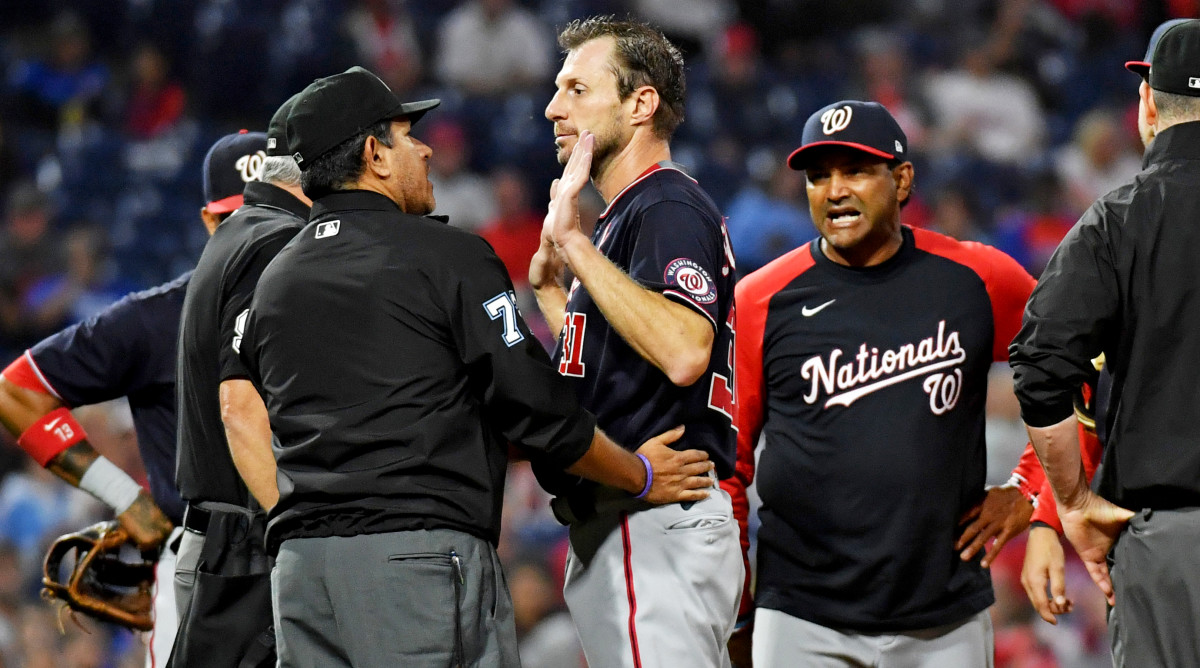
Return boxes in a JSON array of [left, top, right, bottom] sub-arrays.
[[272, 528, 520, 668], [1109, 507, 1200, 667]]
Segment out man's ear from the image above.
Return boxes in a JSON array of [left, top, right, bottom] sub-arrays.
[[893, 162, 915, 205], [628, 85, 660, 129], [200, 207, 222, 236], [362, 135, 389, 179], [1140, 80, 1159, 130]]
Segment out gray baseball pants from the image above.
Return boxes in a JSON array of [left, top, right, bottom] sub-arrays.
[[271, 529, 519, 668], [1109, 507, 1200, 667]]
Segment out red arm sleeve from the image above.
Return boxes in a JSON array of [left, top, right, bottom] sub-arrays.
[[910, 228, 1036, 361], [1009, 441, 1045, 502]]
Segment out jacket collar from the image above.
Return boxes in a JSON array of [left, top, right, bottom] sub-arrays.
[[309, 190, 450, 225], [242, 181, 311, 220], [1143, 120, 1200, 169]]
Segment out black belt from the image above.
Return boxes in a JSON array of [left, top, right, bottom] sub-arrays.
[[183, 503, 212, 533]]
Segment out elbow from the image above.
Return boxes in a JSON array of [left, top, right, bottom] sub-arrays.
[[664, 347, 711, 387]]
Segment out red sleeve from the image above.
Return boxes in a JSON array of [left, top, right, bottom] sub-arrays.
[[1030, 421, 1103, 533], [721, 244, 815, 619], [911, 228, 1036, 361]]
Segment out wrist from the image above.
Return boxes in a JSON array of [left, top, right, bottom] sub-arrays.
[[633, 453, 653, 499], [557, 230, 592, 266]]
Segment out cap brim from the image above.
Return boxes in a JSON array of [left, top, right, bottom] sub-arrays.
[[1125, 60, 1150, 77], [787, 141, 897, 170], [392, 98, 441, 127], [206, 194, 244, 214]]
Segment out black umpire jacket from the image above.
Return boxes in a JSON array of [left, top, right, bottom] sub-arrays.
[[1011, 120, 1200, 511], [241, 190, 596, 551]]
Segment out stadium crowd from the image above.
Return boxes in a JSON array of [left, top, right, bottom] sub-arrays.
[[0, 0, 1194, 665]]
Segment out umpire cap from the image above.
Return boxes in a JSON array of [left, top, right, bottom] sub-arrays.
[[787, 100, 908, 171], [202, 130, 268, 214], [266, 93, 301, 157], [286, 66, 440, 170], [1127, 19, 1200, 96]]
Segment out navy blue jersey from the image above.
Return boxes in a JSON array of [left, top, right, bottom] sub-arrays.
[[734, 228, 1034, 631], [542, 164, 736, 492], [25, 272, 190, 523]]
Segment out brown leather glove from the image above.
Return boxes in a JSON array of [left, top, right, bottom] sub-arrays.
[[41, 520, 159, 631]]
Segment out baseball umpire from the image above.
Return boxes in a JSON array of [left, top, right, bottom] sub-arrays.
[[0, 129, 266, 667], [1011, 18, 1200, 666], [236, 65, 714, 668], [171, 96, 310, 668]]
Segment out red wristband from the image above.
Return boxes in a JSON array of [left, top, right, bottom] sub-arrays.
[[18, 408, 87, 466]]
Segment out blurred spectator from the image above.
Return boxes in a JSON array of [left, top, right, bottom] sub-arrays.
[[687, 24, 779, 146], [478, 167, 542, 288], [122, 43, 186, 140], [929, 184, 990, 243], [1053, 107, 1142, 214], [5, 11, 109, 133], [724, 158, 814, 275], [0, 182, 62, 355], [0, 459, 98, 570], [22, 226, 132, 337], [343, 0, 423, 95], [425, 117, 496, 231], [848, 29, 932, 152], [434, 0, 552, 96], [509, 560, 584, 668], [631, 0, 734, 55], [992, 172, 1077, 276], [924, 38, 1046, 166]]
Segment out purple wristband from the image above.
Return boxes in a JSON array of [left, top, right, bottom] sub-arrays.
[[634, 453, 653, 500]]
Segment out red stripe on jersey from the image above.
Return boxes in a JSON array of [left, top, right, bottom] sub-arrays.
[[721, 242, 818, 618], [911, 227, 1035, 361], [597, 163, 695, 220], [620, 512, 644, 668], [2, 352, 61, 399]]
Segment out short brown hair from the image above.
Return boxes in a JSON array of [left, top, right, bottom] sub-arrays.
[[558, 16, 686, 140]]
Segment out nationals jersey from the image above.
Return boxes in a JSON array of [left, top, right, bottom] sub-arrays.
[[735, 226, 1033, 631], [537, 163, 737, 494]]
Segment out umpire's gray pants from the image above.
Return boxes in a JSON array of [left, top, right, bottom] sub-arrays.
[[272, 529, 520, 668], [1109, 507, 1200, 667]]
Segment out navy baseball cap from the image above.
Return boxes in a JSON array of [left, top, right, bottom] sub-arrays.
[[286, 66, 440, 170], [787, 100, 908, 170], [202, 130, 268, 214], [1125, 19, 1194, 81], [266, 93, 301, 157]]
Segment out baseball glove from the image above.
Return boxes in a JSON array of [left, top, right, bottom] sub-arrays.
[[41, 521, 158, 631]]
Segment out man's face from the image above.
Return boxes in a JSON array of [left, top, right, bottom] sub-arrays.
[[804, 148, 910, 260], [545, 37, 628, 175], [381, 118, 435, 215]]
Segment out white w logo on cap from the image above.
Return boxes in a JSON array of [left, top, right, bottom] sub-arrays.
[[821, 106, 853, 135]]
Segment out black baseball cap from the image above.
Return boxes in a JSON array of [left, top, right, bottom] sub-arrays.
[[202, 130, 268, 214], [787, 100, 908, 170], [1126, 18, 1200, 97], [266, 93, 301, 157], [286, 66, 440, 169]]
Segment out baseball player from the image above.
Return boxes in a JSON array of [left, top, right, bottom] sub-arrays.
[[235, 65, 713, 668], [171, 97, 310, 668], [530, 17, 742, 668], [0, 129, 265, 668], [727, 100, 1036, 667], [1011, 19, 1200, 666]]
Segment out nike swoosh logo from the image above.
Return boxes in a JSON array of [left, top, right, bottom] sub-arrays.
[[801, 299, 836, 317], [44, 417, 62, 431]]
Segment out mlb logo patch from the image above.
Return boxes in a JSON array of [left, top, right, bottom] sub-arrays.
[[315, 220, 341, 239], [1190, 77, 1200, 89]]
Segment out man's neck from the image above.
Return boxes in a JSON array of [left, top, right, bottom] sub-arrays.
[[592, 136, 672, 203]]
